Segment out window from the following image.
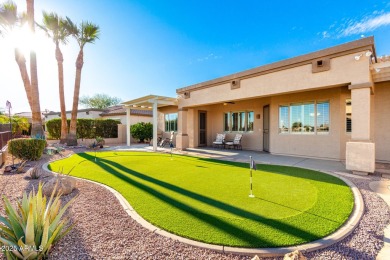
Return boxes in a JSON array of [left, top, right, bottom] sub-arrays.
[[316, 102, 330, 133], [247, 112, 254, 131], [279, 106, 289, 133], [223, 111, 253, 132], [346, 99, 352, 133], [224, 112, 230, 131], [278, 101, 329, 134], [165, 113, 178, 132], [290, 103, 315, 133]]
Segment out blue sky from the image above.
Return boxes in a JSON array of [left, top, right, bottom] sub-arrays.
[[1, 0, 390, 113]]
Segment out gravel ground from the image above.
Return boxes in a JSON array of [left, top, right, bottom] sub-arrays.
[[1, 149, 389, 259]]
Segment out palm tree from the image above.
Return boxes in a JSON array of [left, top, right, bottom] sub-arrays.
[[26, 0, 43, 136], [39, 12, 69, 143], [0, 1, 32, 109], [0, 0, 43, 136], [64, 18, 99, 146]]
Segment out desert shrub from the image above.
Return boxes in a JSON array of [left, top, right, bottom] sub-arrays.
[[8, 138, 46, 160], [130, 122, 153, 142], [0, 183, 76, 259]]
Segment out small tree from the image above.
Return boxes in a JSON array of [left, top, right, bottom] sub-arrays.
[[79, 93, 122, 109], [0, 115, 30, 136], [130, 122, 153, 143]]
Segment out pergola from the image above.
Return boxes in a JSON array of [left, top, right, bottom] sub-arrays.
[[122, 95, 178, 151]]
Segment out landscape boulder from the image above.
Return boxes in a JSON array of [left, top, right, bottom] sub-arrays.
[[283, 250, 306, 260], [43, 176, 76, 197]]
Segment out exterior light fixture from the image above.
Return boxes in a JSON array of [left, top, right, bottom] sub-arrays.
[[365, 50, 373, 57], [354, 54, 362, 61]]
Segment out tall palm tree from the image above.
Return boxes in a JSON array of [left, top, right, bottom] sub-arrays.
[[39, 12, 70, 143], [0, 1, 32, 109], [26, 0, 43, 136], [64, 18, 99, 146]]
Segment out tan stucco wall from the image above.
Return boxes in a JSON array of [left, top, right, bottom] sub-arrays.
[[374, 82, 390, 162], [179, 53, 371, 109], [270, 88, 345, 160], [184, 87, 351, 159], [103, 114, 152, 125]]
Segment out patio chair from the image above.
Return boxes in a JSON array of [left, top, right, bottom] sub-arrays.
[[225, 134, 243, 150], [212, 133, 226, 148], [159, 131, 175, 148]]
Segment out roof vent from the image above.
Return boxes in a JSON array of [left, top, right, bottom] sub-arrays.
[[312, 57, 330, 73], [231, 79, 240, 89]]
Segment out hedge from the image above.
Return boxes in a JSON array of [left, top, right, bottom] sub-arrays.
[[8, 138, 46, 160], [46, 119, 120, 140]]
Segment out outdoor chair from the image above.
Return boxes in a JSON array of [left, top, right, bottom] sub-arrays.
[[159, 131, 175, 148], [225, 134, 243, 150], [212, 133, 226, 148]]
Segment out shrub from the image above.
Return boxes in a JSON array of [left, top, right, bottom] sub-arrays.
[[0, 183, 76, 259], [45, 119, 63, 139], [8, 138, 46, 161], [130, 122, 153, 142], [45, 118, 120, 140]]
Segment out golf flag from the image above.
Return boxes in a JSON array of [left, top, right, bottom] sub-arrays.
[[6, 100, 11, 110], [250, 157, 257, 170]]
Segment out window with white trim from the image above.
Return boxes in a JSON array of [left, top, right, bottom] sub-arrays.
[[279, 101, 330, 134], [165, 113, 178, 132]]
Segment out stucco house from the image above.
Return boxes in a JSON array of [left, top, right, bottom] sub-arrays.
[[123, 37, 390, 174], [44, 106, 152, 125]]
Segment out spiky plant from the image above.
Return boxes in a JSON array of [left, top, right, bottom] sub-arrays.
[[0, 183, 77, 259]]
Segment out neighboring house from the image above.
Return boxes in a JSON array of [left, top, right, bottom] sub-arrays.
[[44, 106, 152, 125], [124, 37, 390, 174]]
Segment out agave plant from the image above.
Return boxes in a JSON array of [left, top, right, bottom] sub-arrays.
[[0, 183, 77, 259]]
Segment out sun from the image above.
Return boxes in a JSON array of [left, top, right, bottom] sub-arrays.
[[6, 23, 52, 58]]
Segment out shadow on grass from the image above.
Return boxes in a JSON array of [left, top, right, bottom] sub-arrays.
[[73, 152, 336, 247]]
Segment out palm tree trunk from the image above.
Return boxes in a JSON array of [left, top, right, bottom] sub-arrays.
[[55, 43, 68, 144], [14, 48, 32, 110], [26, 0, 43, 136], [67, 49, 84, 146]]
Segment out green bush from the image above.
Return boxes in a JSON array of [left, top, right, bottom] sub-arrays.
[[130, 122, 153, 142], [45, 118, 120, 140], [8, 138, 46, 160], [45, 119, 63, 139], [0, 183, 76, 259]]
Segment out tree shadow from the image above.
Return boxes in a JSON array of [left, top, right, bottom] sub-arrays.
[[71, 152, 343, 248]]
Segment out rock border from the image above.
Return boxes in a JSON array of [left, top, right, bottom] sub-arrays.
[[42, 158, 364, 257]]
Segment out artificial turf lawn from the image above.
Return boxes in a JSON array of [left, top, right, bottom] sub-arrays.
[[48, 151, 354, 248]]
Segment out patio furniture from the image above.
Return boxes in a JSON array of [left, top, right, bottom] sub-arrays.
[[225, 134, 243, 150], [213, 133, 226, 148], [159, 131, 175, 148]]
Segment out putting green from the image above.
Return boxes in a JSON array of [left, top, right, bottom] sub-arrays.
[[48, 151, 354, 248]]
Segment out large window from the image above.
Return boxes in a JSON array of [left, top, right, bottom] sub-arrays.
[[279, 101, 329, 134], [224, 111, 254, 132], [346, 99, 352, 133], [165, 113, 178, 132]]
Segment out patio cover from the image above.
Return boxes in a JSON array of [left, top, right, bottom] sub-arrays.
[[122, 95, 178, 151]]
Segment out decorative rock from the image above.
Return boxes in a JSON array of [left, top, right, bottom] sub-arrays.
[[43, 176, 76, 197], [284, 250, 306, 260], [4, 165, 12, 172], [251, 255, 260, 260]]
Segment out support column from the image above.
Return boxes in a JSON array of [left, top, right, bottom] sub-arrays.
[[152, 100, 158, 151], [346, 83, 375, 173], [176, 108, 189, 150], [126, 107, 131, 146]]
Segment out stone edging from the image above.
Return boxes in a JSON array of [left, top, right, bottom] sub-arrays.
[[42, 159, 364, 257]]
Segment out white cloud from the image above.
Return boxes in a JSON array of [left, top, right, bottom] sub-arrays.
[[319, 11, 390, 39], [340, 12, 390, 36]]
